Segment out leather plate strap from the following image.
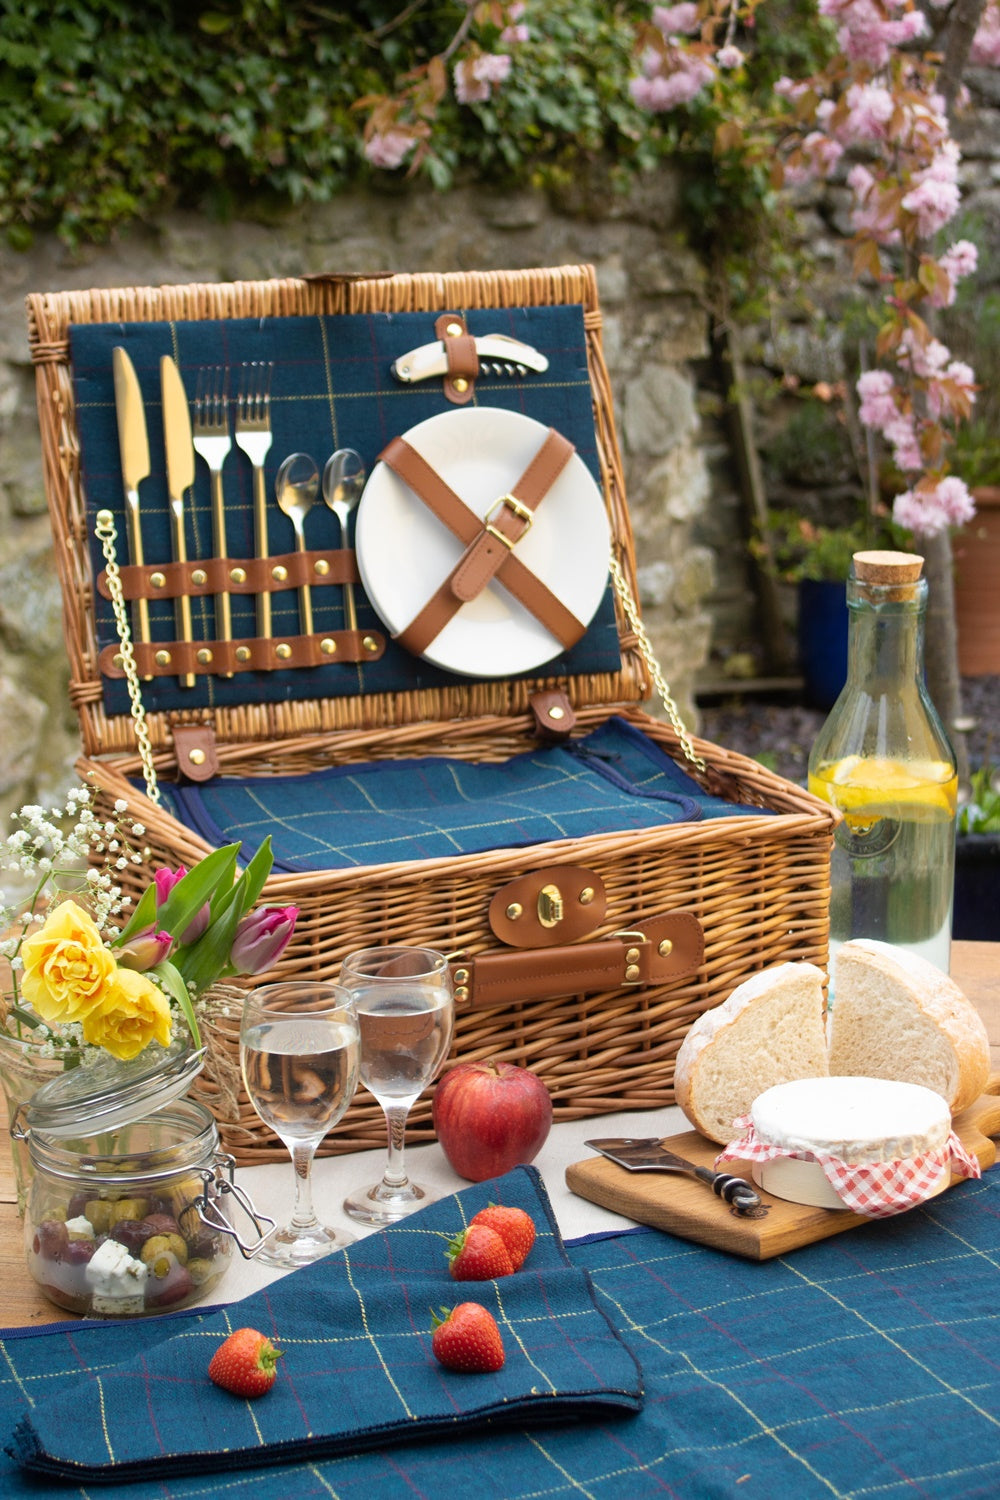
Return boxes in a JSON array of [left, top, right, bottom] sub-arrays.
[[450, 912, 705, 1009], [379, 428, 586, 658]]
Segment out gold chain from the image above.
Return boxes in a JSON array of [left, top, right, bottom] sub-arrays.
[[94, 509, 161, 804], [608, 549, 706, 773]]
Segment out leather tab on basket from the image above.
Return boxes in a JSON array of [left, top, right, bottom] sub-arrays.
[[450, 912, 704, 1009], [529, 690, 576, 741], [99, 630, 385, 678], [435, 312, 479, 404], [97, 551, 358, 601], [381, 428, 586, 658], [172, 724, 219, 782], [489, 866, 607, 948]]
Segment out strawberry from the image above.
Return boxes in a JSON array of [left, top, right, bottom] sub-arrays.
[[470, 1204, 536, 1270], [431, 1303, 505, 1373], [208, 1327, 282, 1398], [446, 1222, 514, 1280]]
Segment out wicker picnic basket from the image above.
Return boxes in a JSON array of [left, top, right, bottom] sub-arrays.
[[26, 264, 836, 1165]]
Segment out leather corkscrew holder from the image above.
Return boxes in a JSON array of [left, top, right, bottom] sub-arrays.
[[435, 312, 480, 404]]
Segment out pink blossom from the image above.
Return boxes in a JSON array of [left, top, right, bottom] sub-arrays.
[[840, 81, 895, 144], [454, 53, 512, 104], [363, 130, 415, 171], [631, 55, 715, 111], [901, 176, 961, 237], [230, 907, 299, 975], [803, 131, 844, 176], [894, 477, 976, 536], [653, 4, 701, 36], [500, 22, 530, 44], [940, 240, 978, 282], [716, 45, 745, 69], [883, 413, 923, 473], [971, 2, 1000, 65], [926, 360, 977, 422], [856, 369, 897, 429]]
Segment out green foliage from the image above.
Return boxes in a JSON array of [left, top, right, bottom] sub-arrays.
[[958, 764, 1000, 834], [0, 0, 660, 246], [753, 507, 907, 583]]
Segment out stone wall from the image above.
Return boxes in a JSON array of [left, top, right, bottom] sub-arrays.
[[0, 172, 717, 824]]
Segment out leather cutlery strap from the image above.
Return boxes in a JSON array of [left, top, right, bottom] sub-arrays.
[[99, 630, 384, 678], [449, 911, 704, 1009], [97, 551, 359, 601], [378, 428, 586, 658]]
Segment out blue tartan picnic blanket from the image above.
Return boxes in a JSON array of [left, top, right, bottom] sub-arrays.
[[5, 1164, 1000, 1496], [153, 715, 771, 872]]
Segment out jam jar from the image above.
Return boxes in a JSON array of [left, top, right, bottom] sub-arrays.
[[12, 1041, 239, 1318]]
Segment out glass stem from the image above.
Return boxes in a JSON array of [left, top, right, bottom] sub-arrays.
[[381, 1103, 411, 1188], [289, 1141, 320, 1229]]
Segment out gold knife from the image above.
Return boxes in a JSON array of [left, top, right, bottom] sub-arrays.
[[111, 347, 152, 677], [160, 356, 196, 687]]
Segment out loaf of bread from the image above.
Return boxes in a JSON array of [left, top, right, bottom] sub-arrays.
[[829, 939, 990, 1115], [673, 962, 829, 1143]]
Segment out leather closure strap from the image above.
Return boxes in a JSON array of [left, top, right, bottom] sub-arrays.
[[172, 724, 220, 782], [435, 312, 479, 404], [97, 551, 359, 601], [450, 911, 705, 1010], [380, 427, 585, 658], [99, 629, 385, 678]]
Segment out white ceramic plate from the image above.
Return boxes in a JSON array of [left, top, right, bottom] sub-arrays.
[[355, 408, 610, 677]]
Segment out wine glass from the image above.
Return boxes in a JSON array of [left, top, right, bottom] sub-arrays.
[[341, 946, 454, 1226], [240, 980, 360, 1268]]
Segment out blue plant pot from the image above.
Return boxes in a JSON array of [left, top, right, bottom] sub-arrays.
[[797, 578, 849, 709], [953, 833, 1000, 941]]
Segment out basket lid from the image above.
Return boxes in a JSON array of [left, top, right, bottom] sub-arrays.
[[13, 1038, 205, 1140]]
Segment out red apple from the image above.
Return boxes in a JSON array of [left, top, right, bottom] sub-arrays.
[[432, 1059, 553, 1181]]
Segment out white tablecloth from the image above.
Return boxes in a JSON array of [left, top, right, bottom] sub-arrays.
[[220, 1103, 689, 1301]]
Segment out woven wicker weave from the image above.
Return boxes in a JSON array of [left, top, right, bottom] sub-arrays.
[[26, 265, 836, 1165]]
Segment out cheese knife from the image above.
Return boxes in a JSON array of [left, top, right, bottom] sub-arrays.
[[160, 355, 196, 687], [584, 1138, 767, 1217], [111, 347, 152, 677]]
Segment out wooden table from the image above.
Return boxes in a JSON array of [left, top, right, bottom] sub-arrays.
[[3, 941, 997, 1329]]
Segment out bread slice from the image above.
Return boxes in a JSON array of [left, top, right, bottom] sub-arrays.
[[829, 939, 990, 1114], [674, 962, 829, 1143]]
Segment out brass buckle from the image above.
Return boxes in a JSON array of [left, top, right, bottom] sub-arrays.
[[614, 929, 647, 986], [484, 492, 532, 549]]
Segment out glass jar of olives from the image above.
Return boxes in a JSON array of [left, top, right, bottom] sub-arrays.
[[11, 1043, 238, 1318]]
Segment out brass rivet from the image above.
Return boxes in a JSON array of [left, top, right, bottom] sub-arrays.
[[453, 986, 469, 1003], [506, 902, 523, 921], [658, 939, 673, 958], [625, 964, 641, 982], [625, 947, 641, 965], [196, 648, 213, 665], [230, 567, 247, 584], [363, 635, 379, 654], [320, 637, 338, 656], [445, 321, 463, 337], [548, 705, 565, 721], [96, 509, 114, 526], [112, 653, 124, 670], [235, 645, 252, 663], [275, 642, 293, 660], [314, 558, 330, 576], [154, 649, 171, 666], [579, 886, 595, 905], [453, 968, 469, 985], [452, 377, 469, 394], [191, 568, 208, 586], [272, 565, 288, 583], [150, 572, 166, 589], [188, 748, 206, 766]]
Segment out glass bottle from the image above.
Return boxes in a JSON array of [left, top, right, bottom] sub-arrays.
[[807, 550, 957, 976]]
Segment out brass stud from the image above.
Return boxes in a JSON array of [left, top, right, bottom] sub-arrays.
[[188, 748, 206, 766], [112, 653, 124, 671], [230, 566, 247, 585], [548, 705, 565, 721], [453, 968, 469, 986], [320, 637, 338, 656], [271, 565, 288, 583], [275, 642, 293, 660], [235, 645, 252, 663], [154, 649, 171, 666], [150, 572, 166, 589], [506, 902, 523, 921], [658, 939, 673, 958], [363, 635, 379, 654], [453, 985, 470, 1003], [445, 321, 464, 337], [625, 964, 641, 983], [452, 377, 469, 394], [191, 568, 208, 586], [314, 558, 330, 576], [579, 886, 595, 905], [625, 946, 641, 965], [196, 648, 213, 665]]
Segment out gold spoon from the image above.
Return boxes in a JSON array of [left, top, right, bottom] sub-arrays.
[[274, 452, 319, 635], [322, 448, 366, 635]]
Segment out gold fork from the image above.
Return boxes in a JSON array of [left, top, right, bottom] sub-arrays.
[[192, 367, 233, 668], [235, 362, 274, 638]]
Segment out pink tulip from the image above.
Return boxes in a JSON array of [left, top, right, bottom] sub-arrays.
[[118, 927, 175, 972], [154, 865, 210, 944], [231, 907, 299, 975]]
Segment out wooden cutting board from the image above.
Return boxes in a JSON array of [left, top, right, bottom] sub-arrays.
[[565, 1076, 1000, 1260]]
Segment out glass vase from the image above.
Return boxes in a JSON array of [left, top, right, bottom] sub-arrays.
[[0, 1028, 66, 1215]]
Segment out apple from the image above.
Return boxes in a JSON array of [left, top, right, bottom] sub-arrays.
[[432, 1059, 553, 1181]]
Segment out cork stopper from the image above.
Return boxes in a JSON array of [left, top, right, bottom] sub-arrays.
[[852, 550, 924, 584]]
